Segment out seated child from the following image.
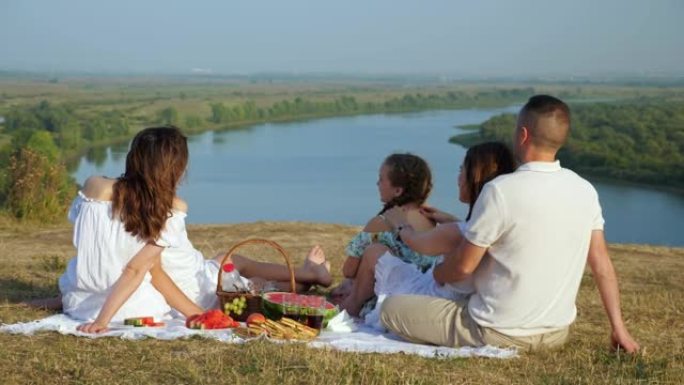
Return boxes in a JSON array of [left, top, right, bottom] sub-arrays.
[[335, 153, 439, 317]]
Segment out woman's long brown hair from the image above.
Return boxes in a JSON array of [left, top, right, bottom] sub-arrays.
[[112, 126, 188, 242], [463, 142, 516, 221], [379, 153, 433, 215]]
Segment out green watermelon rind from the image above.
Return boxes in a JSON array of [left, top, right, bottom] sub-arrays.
[[261, 292, 339, 323]]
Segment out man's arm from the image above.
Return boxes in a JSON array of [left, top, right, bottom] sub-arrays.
[[433, 239, 487, 285], [150, 261, 203, 318], [587, 230, 640, 353]]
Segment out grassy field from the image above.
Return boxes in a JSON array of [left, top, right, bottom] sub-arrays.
[[0, 220, 682, 384]]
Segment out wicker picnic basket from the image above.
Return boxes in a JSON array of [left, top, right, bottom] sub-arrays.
[[216, 238, 296, 322]]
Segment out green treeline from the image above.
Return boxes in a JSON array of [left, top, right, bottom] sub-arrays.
[[0, 87, 541, 162], [207, 89, 536, 125], [3, 101, 131, 154], [450, 102, 684, 189], [0, 88, 537, 222]]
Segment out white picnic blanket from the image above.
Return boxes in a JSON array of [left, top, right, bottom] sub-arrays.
[[0, 314, 517, 359]]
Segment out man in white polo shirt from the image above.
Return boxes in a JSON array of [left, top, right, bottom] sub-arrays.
[[381, 95, 639, 352]]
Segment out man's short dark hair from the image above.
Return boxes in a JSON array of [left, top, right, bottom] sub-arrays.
[[519, 95, 571, 151]]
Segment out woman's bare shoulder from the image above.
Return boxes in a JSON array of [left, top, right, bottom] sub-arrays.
[[82, 176, 116, 201], [172, 197, 188, 213]]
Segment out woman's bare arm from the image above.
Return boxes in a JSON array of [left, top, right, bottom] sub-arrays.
[[399, 223, 461, 256], [383, 207, 461, 255], [77, 243, 163, 333], [150, 261, 203, 317]]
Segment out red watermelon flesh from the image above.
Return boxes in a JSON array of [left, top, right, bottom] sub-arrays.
[[261, 292, 338, 322]]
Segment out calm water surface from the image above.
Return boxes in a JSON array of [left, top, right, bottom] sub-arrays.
[[73, 108, 684, 247]]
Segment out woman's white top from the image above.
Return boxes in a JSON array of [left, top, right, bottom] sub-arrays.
[[59, 192, 218, 322]]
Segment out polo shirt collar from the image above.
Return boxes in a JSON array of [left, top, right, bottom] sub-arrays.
[[517, 160, 561, 172]]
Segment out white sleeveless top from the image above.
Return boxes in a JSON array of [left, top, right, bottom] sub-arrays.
[[58, 192, 218, 321]]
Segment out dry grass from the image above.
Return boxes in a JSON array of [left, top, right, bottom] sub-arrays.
[[0, 221, 683, 385]]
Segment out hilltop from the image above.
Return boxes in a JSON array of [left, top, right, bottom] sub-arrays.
[[0, 221, 682, 384]]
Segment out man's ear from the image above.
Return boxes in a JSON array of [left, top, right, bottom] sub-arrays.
[[519, 126, 530, 145]]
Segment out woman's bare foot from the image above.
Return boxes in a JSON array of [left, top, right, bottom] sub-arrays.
[[213, 252, 230, 264], [303, 245, 332, 287]]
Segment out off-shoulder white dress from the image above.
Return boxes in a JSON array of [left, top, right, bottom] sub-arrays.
[[58, 192, 218, 322]]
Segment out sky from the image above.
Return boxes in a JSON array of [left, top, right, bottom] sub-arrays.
[[1, 0, 683, 77]]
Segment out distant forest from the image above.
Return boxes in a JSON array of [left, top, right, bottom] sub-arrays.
[[450, 101, 684, 189]]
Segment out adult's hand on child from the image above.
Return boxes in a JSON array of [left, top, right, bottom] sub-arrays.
[[77, 322, 109, 334], [419, 206, 457, 224], [611, 328, 640, 354]]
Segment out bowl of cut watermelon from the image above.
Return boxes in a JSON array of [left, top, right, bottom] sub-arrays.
[[186, 309, 239, 330]]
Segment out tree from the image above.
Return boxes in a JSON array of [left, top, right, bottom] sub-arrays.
[[157, 106, 179, 125], [5, 131, 75, 222]]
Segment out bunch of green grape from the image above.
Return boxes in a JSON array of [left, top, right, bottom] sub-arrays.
[[224, 296, 247, 316]]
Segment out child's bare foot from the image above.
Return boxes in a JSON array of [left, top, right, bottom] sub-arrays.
[[303, 245, 332, 287], [331, 279, 353, 297], [329, 279, 353, 305], [339, 296, 362, 317]]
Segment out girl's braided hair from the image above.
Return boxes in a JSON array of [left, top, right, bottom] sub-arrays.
[[378, 153, 433, 215]]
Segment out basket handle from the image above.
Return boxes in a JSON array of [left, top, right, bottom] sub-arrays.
[[216, 238, 296, 294]]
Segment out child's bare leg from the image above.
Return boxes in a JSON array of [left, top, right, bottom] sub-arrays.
[[217, 245, 332, 287], [340, 244, 388, 317], [22, 295, 63, 311], [342, 258, 360, 279]]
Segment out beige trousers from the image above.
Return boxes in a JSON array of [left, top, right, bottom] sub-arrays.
[[380, 295, 569, 352]]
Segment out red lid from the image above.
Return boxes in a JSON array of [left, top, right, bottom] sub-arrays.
[[222, 263, 235, 273]]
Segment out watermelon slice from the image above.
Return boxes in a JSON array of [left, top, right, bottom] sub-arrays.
[[124, 317, 155, 326], [261, 292, 339, 325]]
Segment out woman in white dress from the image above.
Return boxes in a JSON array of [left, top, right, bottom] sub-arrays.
[[63, 126, 201, 333], [59, 126, 333, 333], [364, 142, 517, 328]]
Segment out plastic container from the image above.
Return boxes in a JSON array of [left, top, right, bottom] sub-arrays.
[[221, 263, 247, 292]]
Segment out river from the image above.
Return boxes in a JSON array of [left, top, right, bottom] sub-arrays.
[[72, 107, 684, 247]]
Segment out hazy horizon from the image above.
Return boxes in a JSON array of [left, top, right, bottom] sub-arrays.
[[2, 0, 683, 77]]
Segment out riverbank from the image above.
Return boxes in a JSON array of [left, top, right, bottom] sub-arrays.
[[0, 221, 682, 384], [450, 129, 684, 195]]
